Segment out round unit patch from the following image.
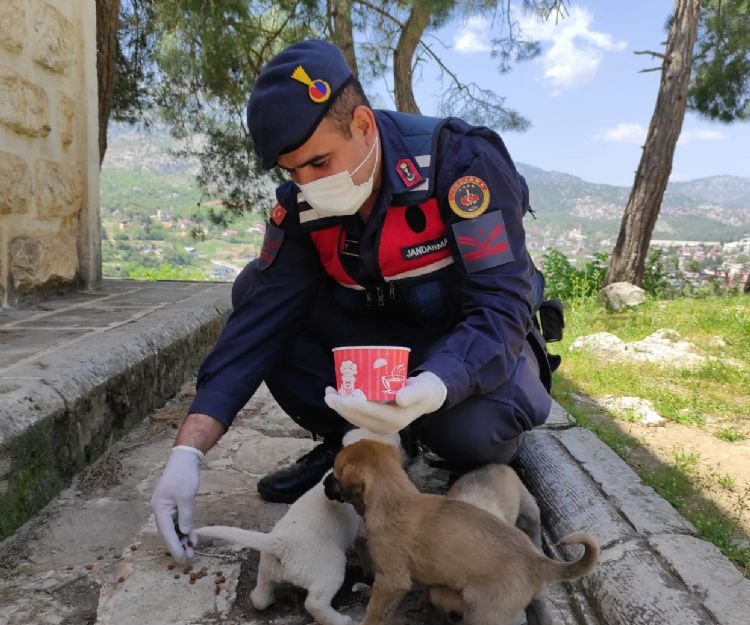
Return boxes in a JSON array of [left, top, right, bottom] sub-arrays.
[[448, 176, 490, 218]]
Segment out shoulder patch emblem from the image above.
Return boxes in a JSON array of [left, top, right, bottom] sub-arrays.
[[448, 176, 490, 219], [270, 202, 287, 226], [395, 158, 423, 188], [258, 223, 285, 271], [452, 210, 514, 273]]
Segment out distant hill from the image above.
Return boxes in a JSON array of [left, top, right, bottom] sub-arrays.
[[516, 163, 750, 242], [101, 124, 750, 243]]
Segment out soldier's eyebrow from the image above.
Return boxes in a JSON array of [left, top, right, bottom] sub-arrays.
[[280, 152, 332, 172]]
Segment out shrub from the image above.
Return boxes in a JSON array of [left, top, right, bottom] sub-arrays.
[[542, 248, 607, 301]]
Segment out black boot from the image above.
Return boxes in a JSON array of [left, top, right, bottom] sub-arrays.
[[256, 434, 343, 504]]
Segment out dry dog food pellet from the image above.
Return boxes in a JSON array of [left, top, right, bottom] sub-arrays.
[[216, 576, 226, 584], [85, 564, 95, 571], [189, 573, 197, 581], [214, 570, 223, 576], [65, 565, 74, 571], [96, 555, 104, 560], [167, 564, 175, 570], [214, 586, 220, 595], [130, 545, 138, 551], [118, 576, 125, 583], [173, 574, 180, 579], [189, 579, 196, 585], [183, 565, 193, 574]]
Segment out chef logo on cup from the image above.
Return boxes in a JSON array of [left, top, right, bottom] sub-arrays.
[[338, 360, 366, 399]]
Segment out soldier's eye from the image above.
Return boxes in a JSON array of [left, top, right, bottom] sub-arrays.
[[311, 160, 327, 168]]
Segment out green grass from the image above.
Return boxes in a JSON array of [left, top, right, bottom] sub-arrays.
[[715, 427, 748, 443], [551, 294, 750, 576], [555, 296, 750, 426]]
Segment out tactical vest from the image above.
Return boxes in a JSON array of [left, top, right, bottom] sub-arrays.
[[298, 111, 462, 329]]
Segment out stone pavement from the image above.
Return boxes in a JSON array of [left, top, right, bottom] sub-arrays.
[[0, 385, 581, 625], [1, 280, 748, 625], [1, 383, 748, 625]]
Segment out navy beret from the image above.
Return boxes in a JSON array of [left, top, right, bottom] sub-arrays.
[[247, 40, 354, 170]]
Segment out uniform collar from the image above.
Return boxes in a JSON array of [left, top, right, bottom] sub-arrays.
[[374, 110, 429, 197]]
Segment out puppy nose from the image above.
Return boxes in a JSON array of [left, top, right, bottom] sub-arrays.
[[323, 473, 343, 502]]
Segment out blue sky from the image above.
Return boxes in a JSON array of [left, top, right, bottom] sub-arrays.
[[370, 1, 750, 186]]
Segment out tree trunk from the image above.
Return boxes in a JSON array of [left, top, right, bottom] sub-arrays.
[[606, 0, 702, 286], [393, 2, 431, 114], [96, 0, 121, 166], [329, 0, 358, 79]]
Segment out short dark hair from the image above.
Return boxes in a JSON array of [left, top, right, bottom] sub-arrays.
[[324, 80, 371, 137]]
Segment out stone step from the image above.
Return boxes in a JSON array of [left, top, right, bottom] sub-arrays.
[[0, 279, 232, 540]]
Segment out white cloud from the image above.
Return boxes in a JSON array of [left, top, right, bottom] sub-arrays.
[[593, 123, 728, 145], [454, 16, 492, 54], [520, 7, 626, 91], [593, 123, 647, 144], [679, 129, 726, 143]]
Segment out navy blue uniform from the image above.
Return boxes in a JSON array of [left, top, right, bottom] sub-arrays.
[[189, 109, 552, 469]]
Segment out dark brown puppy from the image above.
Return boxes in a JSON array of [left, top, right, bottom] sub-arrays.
[[327, 440, 599, 625]]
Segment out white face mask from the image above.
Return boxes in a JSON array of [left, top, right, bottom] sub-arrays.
[[297, 136, 379, 217]]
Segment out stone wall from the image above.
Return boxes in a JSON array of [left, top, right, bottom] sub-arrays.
[[0, 0, 100, 307]]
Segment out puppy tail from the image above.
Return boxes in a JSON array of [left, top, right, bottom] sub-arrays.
[[197, 525, 281, 555], [544, 531, 600, 582]]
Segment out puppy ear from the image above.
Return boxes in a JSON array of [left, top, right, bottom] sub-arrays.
[[342, 482, 366, 515]]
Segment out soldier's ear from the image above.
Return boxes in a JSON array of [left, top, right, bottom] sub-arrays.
[[351, 106, 376, 141]]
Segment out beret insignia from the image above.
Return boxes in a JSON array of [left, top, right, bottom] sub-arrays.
[[291, 65, 331, 103]]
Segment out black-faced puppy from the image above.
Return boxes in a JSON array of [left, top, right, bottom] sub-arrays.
[[329, 440, 599, 625]]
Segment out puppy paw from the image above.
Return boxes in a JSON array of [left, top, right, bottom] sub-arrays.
[[250, 588, 274, 610]]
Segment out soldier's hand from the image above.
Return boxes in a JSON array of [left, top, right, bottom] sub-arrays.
[[324, 371, 447, 435], [150, 446, 203, 563]]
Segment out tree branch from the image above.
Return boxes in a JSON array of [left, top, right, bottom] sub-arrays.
[[634, 49, 666, 59]]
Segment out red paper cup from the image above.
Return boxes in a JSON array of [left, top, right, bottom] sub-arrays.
[[332, 346, 411, 402]]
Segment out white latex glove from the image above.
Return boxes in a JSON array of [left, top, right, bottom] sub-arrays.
[[324, 371, 447, 435], [150, 445, 203, 563]]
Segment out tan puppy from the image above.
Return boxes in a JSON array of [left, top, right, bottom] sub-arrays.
[[431, 465, 550, 625], [327, 440, 599, 625]]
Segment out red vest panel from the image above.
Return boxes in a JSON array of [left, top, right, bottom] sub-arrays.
[[309, 198, 453, 289]]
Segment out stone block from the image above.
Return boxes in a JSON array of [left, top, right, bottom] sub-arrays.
[[648, 533, 750, 625], [583, 539, 713, 625], [0, 67, 51, 137], [540, 400, 575, 430], [9, 229, 78, 292], [554, 428, 696, 536], [59, 94, 74, 146], [0, 152, 32, 215], [0, 0, 25, 52], [32, 3, 73, 73], [0, 238, 4, 305], [516, 430, 636, 548], [36, 160, 82, 219]]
